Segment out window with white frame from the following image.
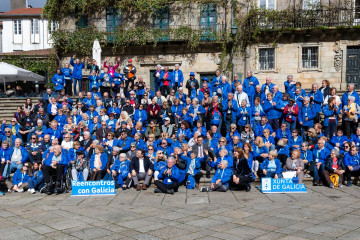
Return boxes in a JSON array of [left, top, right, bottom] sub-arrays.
[[303, 0, 320, 10], [31, 19, 39, 34], [302, 47, 318, 69], [259, 48, 275, 70], [48, 21, 57, 35], [13, 20, 21, 35], [258, 0, 276, 10]]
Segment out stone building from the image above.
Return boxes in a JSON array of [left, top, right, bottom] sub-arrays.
[[53, 0, 360, 92]]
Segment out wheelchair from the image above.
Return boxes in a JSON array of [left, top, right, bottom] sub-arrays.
[[40, 166, 72, 194]]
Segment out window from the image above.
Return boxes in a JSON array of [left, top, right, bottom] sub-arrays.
[[259, 0, 275, 10], [303, 0, 320, 10], [153, 6, 169, 30], [49, 21, 57, 35], [106, 7, 122, 32], [302, 47, 318, 69], [31, 19, 39, 34], [14, 20, 21, 35], [259, 48, 275, 70], [200, 4, 217, 40], [75, 13, 88, 29], [355, 0, 360, 21]]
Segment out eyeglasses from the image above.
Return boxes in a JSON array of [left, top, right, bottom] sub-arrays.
[[31, 137, 37, 140], [148, 148, 154, 150], [161, 142, 167, 145], [24, 165, 29, 167], [344, 146, 350, 148], [159, 152, 164, 154], [107, 134, 112, 136], [131, 146, 136, 148], [245, 127, 249, 129], [220, 141, 225, 143], [11, 121, 15, 122], [5, 131, 10, 133]]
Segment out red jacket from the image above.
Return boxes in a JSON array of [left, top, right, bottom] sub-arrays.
[[283, 104, 299, 123]]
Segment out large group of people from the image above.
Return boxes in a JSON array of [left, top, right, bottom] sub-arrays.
[[1, 55, 360, 196]]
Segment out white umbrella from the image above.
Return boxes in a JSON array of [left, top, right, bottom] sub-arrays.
[[0, 62, 45, 91], [92, 39, 102, 69]]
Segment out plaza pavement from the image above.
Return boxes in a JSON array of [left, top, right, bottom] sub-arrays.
[[1, 182, 360, 240]]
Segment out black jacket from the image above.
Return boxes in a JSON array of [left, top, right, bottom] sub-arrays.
[[325, 155, 346, 173], [233, 157, 252, 178], [129, 156, 154, 173]]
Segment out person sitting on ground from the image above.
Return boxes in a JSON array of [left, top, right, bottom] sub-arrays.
[[71, 150, 89, 181], [111, 152, 131, 190], [324, 149, 345, 188], [5, 162, 32, 193], [154, 156, 180, 194], [90, 145, 108, 181], [28, 162, 44, 193], [285, 149, 304, 183], [260, 150, 283, 179], [232, 148, 252, 191], [129, 149, 154, 191], [201, 160, 232, 192]]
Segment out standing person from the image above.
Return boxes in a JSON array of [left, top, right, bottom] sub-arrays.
[[243, 70, 259, 96], [51, 69, 65, 93], [211, 69, 222, 93], [87, 58, 100, 75], [185, 72, 199, 96], [104, 57, 120, 77], [153, 64, 162, 93], [283, 98, 299, 131], [342, 96, 358, 138], [323, 97, 340, 138], [284, 75, 296, 95], [61, 64, 73, 96], [222, 93, 239, 133], [319, 80, 331, 101], [172, 64, 184, 92], [70, 55, 85, 95], [123, 59, 137, 91], [160, 66, 172, 96], [307, 83, 323, 124], [298, 97, 316, 136], [341, 83, 360, 107]]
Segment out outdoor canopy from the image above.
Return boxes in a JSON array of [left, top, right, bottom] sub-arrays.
[[0, 61, 45, 91]]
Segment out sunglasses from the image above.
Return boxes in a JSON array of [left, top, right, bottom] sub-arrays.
[[159, 152, 164, 154], [148, 148, 154, 150], [220, 141, 225, 143], [131, 146, 136, 148], [5, 131, 10, 133], [31, 138, 37, 140], [161, 143, 167, 145], [24, 165, 29, 167]]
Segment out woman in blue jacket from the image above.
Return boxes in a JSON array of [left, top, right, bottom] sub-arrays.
[[51, 69, 65, 93], [111, 153, 131, 190], [28, 162, 44, 194], [133, 104, 148, 124], [260, 150, 283, 178], [323, 97, 340, 138], [6, 162, 32, 192], [237, 100, 252, 133], [201, 160, 232, 192], [90, 145, 108, 181]]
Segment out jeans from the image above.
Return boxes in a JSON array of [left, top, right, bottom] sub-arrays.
[[268, 118, 280, 132], [313, 162, 325, 182], [155, 81, 161, 92], [72, 168, 89, 181], [324, 122, 337, 139], [28, 176, 44, 190], [225, 118, 236, 133], [285, 121, 296, 132], [2, 162, 22, 178], [73, 78, 82, 94]]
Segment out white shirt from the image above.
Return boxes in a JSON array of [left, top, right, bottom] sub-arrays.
[[11, 148, 22, 162], [234, 91, 250, 107], [139, 158, 145, 173]]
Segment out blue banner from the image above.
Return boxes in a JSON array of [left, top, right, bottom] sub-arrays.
[[261, 178, 307, 194], [71, 180, 116, 196]]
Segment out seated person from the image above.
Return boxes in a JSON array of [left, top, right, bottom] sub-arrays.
[[324, 149, 345, 188], [200, 160, 232, 192], [2, 138, 28, 179], [232, 148, 252, 192], [28, 162, 44, 193], [312, 139, 330, 186], [154, 150, 167, 181], [330, 129, 349, 149], [285, 149, 304, 183], [5, 162, 32, 193], [42, 145, 69, 194], [154, 156, 180, 194], [111, 152, 131, 190], [288, 129, 303, 150], [344, 146, 360, 187], [129, 149, 154, 191], [71, 151, 89, 181], [90, 145, 108, 181], [300, 141, 313, 177], [260, 150, 283, 179]]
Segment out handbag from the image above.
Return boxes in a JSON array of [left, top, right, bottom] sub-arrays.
[[329, 173, 339, 187]]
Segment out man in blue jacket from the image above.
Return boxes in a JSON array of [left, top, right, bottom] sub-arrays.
[[2, 138, 28, 179], [312, 139, 331, 186], [344, 146, 360, 187], [42, 145, 69, 194], [218, 76, 232, 101], [308, 83, 323, 124], [341, 83, 360, 107], [222, 92, 239, 132], [172, 64, 184, 92], [51, 69, 65, 93], [284, 75, 296, 95], [201, 160, 232, 192], [70, 55, 85, 95], [154, 157, 180, 194], [61, 63, 73, 96], [298, 97, 316, 136], [243, 70, 259, 96]]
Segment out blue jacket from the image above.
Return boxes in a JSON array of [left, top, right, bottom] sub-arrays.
[[176, 127, 192, 140], [344, 153, 360, 167], [46, 102, 59, 115], [288, 136, 303, 150], [350, 134, 360, 147], [226, 131, 240, 143], [237, 106, 251, 126], [263, 100, 281, 119], [322, 105, 340, 127], [90, 153, 108, 170], [298, 104, 316, 127], [0, 135, 16, 146], [188, 105, 206, 124], [218, 82, 232, 100], [180, 155, 205, 176], [255, 123, 273, 137], [208, 155, 233, 169], [284, 81, 296, 95], [222, 99, 239, 120], [44, 151, 69, 166], [301, 149, 313, 163], [0, 147, 10, 162], [261, 83, 275, 95], [308, 90, 324, 113], [70, 58, 85, 79], [116, 137, 132, 151], [54, 115, 67, 127], [171, 104, 182, 118], [61, 67, 72, 81], [12, 169, 30, 185], [158, 165, 180, 184], [45, 127, 62, 140], [192, 126, 207, 138], [290, 92, 305, 109], [107, 107, 121, 116], [134, 109, 147, 123], [113, 72, 124, 85], [88, 75, 100, 90], [277, 145, 290, 156], [263, 136, 276, 146], [2, 123, 20, 135], [7, 146, 28, 163], [171, 69, 184, 87], [99, 73, 113, 85], [243, 76, 259, 95], [132, 138, 146, 150], [211, 167, 232, 188], [275, 128, 291, 141], [154, 161, 167, 172], [111, 159, 131, 180], [82, 97, 96, 108], [231, 80, 242, 93], [159, 71, 172, 87], [260, 158, 283, 176], [51, 73, 65, 91], [341, 91, 360, 108], [211, 75, 222, 92], [312, 147, 331, 164], [330, 135, 349, 148], [86, 110, 99, 120], [252, 144, 269, 158]]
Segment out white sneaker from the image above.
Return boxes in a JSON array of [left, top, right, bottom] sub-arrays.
[[8, 189, 12, 193], [18, 189, 24, 193], [27, 189, 31, 192], [30, 189, 36, 194], [305, 174, 311, 178]]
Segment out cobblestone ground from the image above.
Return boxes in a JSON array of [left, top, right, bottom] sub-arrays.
[[1, 182, 360, 240]]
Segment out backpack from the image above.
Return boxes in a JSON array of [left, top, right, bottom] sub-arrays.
[[211, 111, 221, 126], [186, 175, 196, 189]]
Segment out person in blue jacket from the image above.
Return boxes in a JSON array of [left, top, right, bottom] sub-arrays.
[[111, 152, 131, 190], [298, 96, 316, 136], [275, 123, 291, 142], [88, 70, 100, 90], [231, 74, 242, 93], [154, 156, 180, 194], [211, 69, 222, 93], [6, 162, 31, 193], [261, 77, 275, 97], [90, 145, 108, 181], [51, 69, 65, 93], [159, 66, 172, 96], [243, 70, 259, 96], [344, 146, 360, 187], [290, 87, 305, 109], [263, 92, 281, 131], [284, 75, 296, 95], [323, 97, 341, 138], [188, 98, 206, 127], [61, 63, 73, 95], [42, 145, 69, 194], [133, 104, 147, 124], [341, 83, 360, 108], [288, 129, 303, 150], [171, 64, 184, 92], [260, 150, 283, 178], [308, 83, 324, 124], [237, 100, 252, 133], [330, 129, 349, 149], [180, 151, 207, 188], [82, 92, 96, 108], [301, 142, 313, 174], [312, 139, 331, 186], [0, 127, 17, 146], [2, 138, 28, 179], [350, 127, 360, 148], [116, 131, 132, 153], [222, 92, 239, 132], [218, 76, 232, 101], [201, 160, 232, 192], [45, 120, 62, 141], [255, 116, 274, 137], [153, 64, 162, 93], [28, 161, 44, 193], [70, 55, 85, 95], [251, 98, 266, 127]]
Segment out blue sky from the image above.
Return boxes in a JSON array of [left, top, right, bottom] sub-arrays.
[[0, 0, 47, 12]]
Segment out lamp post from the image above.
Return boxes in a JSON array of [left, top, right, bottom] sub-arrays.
[[230, 24, 238, 81]]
